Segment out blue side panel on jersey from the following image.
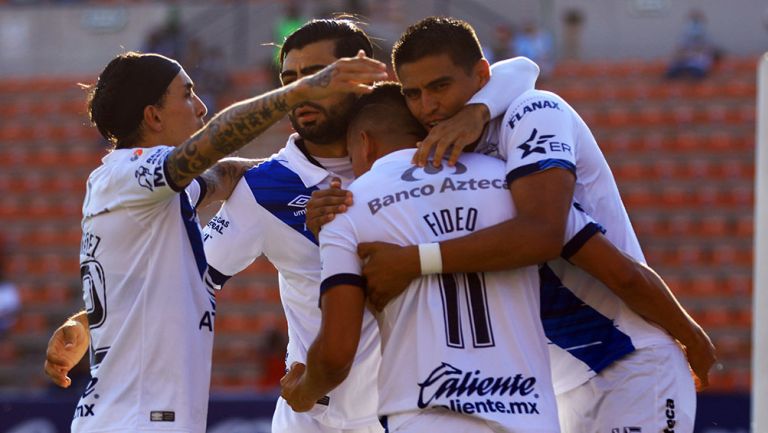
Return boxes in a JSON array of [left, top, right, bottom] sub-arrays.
[[244, 160, 319, 245], [179, 194, 208, 278], [506, 158, 576, 183], [539, 264, 635, 373]]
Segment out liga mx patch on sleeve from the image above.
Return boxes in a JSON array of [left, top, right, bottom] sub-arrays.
[[150, 411, 175, 422]]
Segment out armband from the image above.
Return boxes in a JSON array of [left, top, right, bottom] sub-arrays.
[[418, 243, 443, 275]]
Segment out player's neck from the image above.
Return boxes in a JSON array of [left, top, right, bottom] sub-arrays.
[[303, 139, 348, 159]]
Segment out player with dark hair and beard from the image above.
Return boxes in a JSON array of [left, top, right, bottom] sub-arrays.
[[202, 19, 383, 433]]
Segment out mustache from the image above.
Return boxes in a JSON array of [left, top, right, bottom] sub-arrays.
[[292, 102, 327, 116]]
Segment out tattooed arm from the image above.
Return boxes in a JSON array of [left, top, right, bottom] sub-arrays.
[[166, 51, 387, 189], [196, 157, 261, 209]]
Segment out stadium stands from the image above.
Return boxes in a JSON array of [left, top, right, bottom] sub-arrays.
[[0, 55, 756, 393]]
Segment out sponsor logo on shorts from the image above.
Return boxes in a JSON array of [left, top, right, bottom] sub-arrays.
[[611, 428, 641, 433], [417, 362, 541, 416], [664, 398, 676, 433]]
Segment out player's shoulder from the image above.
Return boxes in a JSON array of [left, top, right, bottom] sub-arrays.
[[243, 156, 299, 188], [457, 151, 504, 169]]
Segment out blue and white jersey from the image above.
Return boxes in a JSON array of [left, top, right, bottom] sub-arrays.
[[319, 150, 603, 433], [73, 146, 215, 433], [476, 87, 675, 394], [202, 134, 380, 430]]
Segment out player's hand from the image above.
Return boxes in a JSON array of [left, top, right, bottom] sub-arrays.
[[295, 51, 388, 101], [412, 103, 490, 168], [682, 326, 717, 391], [44, 319, 89, 388], [280, 362, 314, 412], [306, 177, 353, 239], [358, 242, 420, 311]]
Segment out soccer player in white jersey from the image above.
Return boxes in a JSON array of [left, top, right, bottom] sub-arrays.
[[202, 20, 385, 433], [308, 17, 716, 433], [348, 17, 714, 433], [281, 82, 565, 433], [42, 50, 388, 433]]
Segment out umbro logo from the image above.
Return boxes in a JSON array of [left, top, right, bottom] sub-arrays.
[[287, 195, 311, 208], [518, 128, 555, 158]]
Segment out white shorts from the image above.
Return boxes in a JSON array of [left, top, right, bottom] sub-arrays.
[[557, 343, 696, 433], [271, 397, 385, 433]]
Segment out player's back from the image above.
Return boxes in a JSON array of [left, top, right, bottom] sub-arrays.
[[74, 146, 214, 433], [326, 149, 559, 433]]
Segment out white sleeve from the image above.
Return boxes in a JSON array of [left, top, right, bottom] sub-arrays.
[[202, 178, 266, 287], [109, 146, 178, 207], [561, 202, 605, 261], [319, 215, 364, 298], [467, 57, 540, 119], [499, 90, 577, 183], [184, 178, 205, 209]]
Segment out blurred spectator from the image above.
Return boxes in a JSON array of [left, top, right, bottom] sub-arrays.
[[512, 20, 554, 78], [0, 240, 19, 337], [561, 8, 585, 61], [483, 24, 514, 65], [185, 38, 231, 116], [143, 6, 186, 59], [665, 10, 722, 80]]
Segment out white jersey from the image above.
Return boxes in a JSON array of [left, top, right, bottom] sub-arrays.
[[319, 149, 599, 433], [476, 88, 675, 394], [73, 146, 215, 433], [202, 134, 380, 430]]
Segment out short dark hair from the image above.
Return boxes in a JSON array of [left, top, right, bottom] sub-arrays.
[[278, 19, 373, 68], [86, 51, 181, 149], [392, 16, 483, 75], [348, 82, 427, 143]]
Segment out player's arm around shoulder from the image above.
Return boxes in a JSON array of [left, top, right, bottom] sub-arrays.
[[196, 157, 262, 209], [165, 52, 387, 190]]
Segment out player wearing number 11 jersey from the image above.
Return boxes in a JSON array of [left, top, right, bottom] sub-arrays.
[[279, 84, 601, 433]]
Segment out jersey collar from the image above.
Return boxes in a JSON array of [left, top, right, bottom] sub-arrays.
[[370, 148, 418, 170], [280, 133, 337, 188]]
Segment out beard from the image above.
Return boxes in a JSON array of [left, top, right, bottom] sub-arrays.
[[288, 95, 356, 145]]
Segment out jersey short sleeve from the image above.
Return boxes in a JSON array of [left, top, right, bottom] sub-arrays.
[[319, 215, 365, 297], [561, 202, 605, 261], [202, 178, 266, 286], [499, 91, 577, 184], [106, 146, 180, 208], [184, 178, 207, 209], [467, 57, 540, 119]]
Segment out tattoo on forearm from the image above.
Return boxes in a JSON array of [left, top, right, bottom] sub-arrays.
[[166, 90, 291, 187]]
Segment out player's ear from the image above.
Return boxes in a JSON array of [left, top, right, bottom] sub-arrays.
[[143, 105, 163, 133], [474, 58, 491, 87], [360, 130, 377, 166]]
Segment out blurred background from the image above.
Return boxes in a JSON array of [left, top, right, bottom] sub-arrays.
[[0, 0, 764, 432]]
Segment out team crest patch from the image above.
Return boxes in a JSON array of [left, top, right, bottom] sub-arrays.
[[130, 149, 143, 161], [135, 165, 154, 191]]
